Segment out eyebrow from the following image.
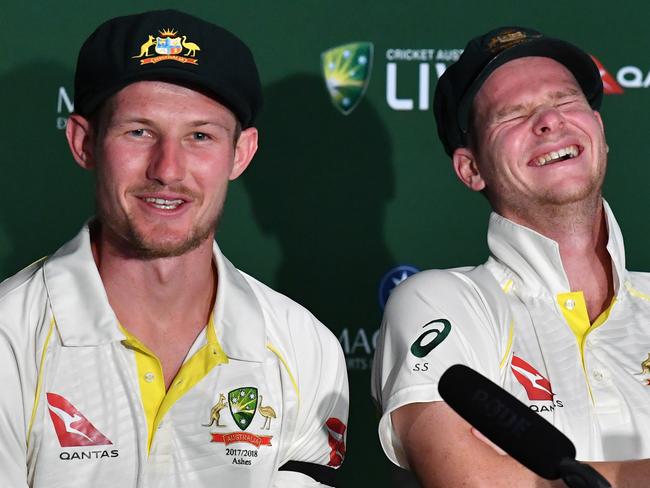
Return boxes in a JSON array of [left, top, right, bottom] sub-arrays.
[[493, 87, 582, 122], [110, 118, 231, 132]]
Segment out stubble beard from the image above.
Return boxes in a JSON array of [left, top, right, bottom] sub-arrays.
[[97, 198, 224, 260], [494, 147, 608, 226]]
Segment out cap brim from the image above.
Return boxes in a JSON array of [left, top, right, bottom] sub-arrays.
[[457, 38, 602, 133]]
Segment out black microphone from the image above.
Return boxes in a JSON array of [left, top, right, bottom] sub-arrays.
[[438, 364, 611, 487]]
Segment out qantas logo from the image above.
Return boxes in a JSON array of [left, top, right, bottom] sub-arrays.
[[46, 393, 112, 447], [591, 56, 624, 95], [325, 417, 347, 467], [510, 356, 554, 401]]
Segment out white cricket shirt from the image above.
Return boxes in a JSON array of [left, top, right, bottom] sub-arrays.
[[0, 225, 348, 487], [372, 201, 650, 468]]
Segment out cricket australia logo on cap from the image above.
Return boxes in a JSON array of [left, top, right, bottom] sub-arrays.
[[486, 29, 540, 54], [132, 28, 201, 65]]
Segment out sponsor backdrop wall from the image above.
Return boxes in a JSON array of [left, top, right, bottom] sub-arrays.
[[3, 1, 650, 485]]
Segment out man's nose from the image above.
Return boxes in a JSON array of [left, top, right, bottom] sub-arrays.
[[146, 138, 185, 184], [532, 107, 565, 136]]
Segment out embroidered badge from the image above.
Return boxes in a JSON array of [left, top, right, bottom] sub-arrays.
[[202, 393, 227, 427], [640, 353, 650, 385], [132, 28, 200, 65], [204, 387, 275, 449]]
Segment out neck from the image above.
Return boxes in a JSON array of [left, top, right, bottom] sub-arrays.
[[91, 223, 217, 332], [501, 197, 614, 322]]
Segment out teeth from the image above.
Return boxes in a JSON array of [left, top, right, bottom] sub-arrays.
[[535, 145, 579, 166], [143, 197, 184, 210]]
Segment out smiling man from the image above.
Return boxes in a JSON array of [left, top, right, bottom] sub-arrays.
[[372, 26, 650, 486], [0, 10, 348, 487]]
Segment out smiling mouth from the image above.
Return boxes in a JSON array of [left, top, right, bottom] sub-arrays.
[[532, 145, 581, 167], [142, 197, 185, 210]]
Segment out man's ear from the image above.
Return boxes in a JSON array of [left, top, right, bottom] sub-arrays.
[[452, 147, 485, 192], [65, 114, 96, 170], [230, 127, 258, 180]]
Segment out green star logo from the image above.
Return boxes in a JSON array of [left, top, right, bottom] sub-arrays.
[[228, 387, 258, 431], [321, 42, 373, 115]]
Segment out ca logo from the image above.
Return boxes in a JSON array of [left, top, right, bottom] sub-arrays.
[[410, 319, 452, 358]]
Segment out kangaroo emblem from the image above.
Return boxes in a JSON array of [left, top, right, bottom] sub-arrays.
[[132, 35, 156, 58], [202, 393, 227, 427], [641, 354, 650, 375]]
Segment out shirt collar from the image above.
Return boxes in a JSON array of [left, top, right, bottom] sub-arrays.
[[44, 225, 267, 362], [43, 225, 123, 346], [487, 199, 626, 297], [211, 240, 266, 362]]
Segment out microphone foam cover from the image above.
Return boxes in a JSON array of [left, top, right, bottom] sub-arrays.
[[438, 364, 576, 480]]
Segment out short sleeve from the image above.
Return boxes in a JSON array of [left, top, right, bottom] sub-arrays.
[[371, 268, 507, 468], [275, 315, 349, 487], [0, 326, 30, 487]]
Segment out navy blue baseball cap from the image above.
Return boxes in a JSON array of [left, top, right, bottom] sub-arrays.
[[74, 9, 263, 128], [433, 26, 603, 156]]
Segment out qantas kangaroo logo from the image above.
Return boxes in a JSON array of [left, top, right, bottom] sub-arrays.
[[510, 355, 554, 401], [46, 393, 112, 447]]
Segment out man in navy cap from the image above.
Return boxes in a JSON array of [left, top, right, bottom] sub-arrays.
[[373, 26, 650, 486], [0, 10, 348, 487]]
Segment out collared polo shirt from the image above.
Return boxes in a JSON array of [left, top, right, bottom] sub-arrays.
[[372, 201, 650, 468], [0, 225, 348, 487]]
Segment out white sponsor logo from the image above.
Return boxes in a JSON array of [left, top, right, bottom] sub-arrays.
[[385, 48, 462, 111], [56, 86, 73, 130], [616, 66, 650, 88], [338, 327, 379, 370]]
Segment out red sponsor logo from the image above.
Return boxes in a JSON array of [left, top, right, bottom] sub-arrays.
[[510, 356, 554, 401], [326, 417, 346, 467], [46, 393, 112, 447], [591, 56, 624, 95], [210, 432, 273, 448]]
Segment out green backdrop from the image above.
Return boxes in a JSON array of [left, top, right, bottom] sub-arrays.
[[3, 1, 650, 486]]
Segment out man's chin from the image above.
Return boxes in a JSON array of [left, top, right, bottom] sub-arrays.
[[130, 235, 211, 259]]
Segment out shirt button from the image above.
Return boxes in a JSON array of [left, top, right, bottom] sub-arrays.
[[144, 372, 155, 383], [592, 369, 604, 381], [564, 299, 576, 310]]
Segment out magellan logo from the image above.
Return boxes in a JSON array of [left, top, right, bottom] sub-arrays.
[[132, 28, 201, 65], [46, 392, 113, 447], [410, 319, 452, 358], [378, 264, 419, 309], [510, 355, 554, 401], [321, 42, 373, 115]]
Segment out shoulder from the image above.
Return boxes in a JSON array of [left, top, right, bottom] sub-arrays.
[[0, 258, 49, 333], [0, 258, 45, 302], [240, 269, 340, 350], [384, 265, 502, 324], [622, 271, 650, 303]]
